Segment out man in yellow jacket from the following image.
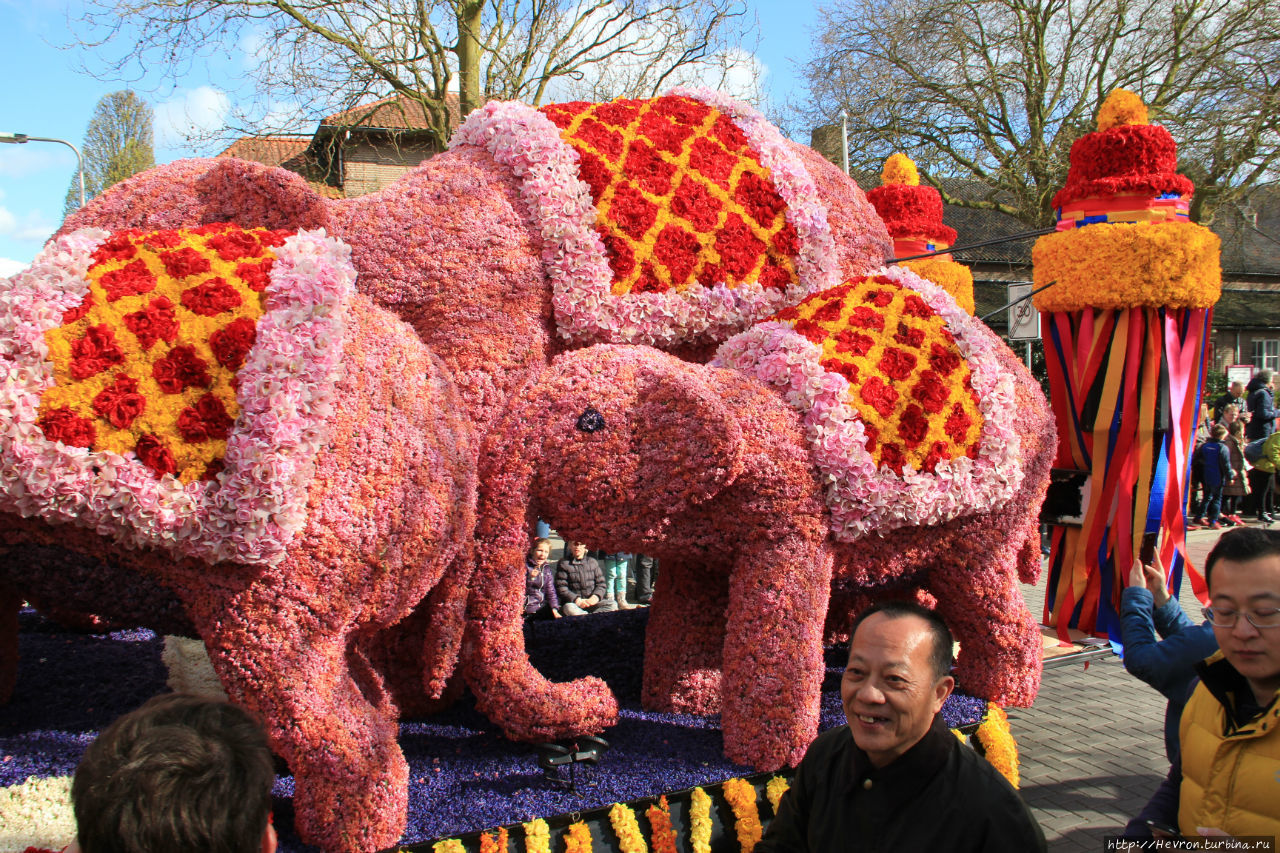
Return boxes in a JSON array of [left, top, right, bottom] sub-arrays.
[[1129, 527, 1280, 840]]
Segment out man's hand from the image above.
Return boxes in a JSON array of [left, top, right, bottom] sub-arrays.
[[1143, 554, 1171, 607], [586, 595, 600, 607], [575, 597, 589, 609]]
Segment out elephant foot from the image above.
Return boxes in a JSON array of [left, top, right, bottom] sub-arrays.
[[292, 745, 409, 853], [471, 659, 618, 741], [641, 559, 727, 713]]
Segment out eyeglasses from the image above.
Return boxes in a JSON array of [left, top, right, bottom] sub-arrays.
[[1201, 606, 1280, 629]]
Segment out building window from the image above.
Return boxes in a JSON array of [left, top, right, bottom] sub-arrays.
[[1253, 339, 1280, 371]]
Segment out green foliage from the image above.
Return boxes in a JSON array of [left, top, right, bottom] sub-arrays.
[[64, 91, 155, 216]]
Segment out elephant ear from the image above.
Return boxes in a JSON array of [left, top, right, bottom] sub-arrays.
[[712, 265, 1025, 541], [451, 89, 868, 350], [0, 224, 354, 566]]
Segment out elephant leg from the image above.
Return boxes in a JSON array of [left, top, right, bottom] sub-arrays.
[[0, 580, 19, 703], [642, 558, 729, 714], [198, 593, 407, 853], [721, 539, 833, 770], [925, 537, 1041, 708]]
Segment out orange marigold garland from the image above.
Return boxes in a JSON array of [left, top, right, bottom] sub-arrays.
[[480, 828, 510, 853], [644, 796, 678, 853], [765, 776, 790, 813], [564, 820, 593, 853], [608, 803, 649, 853], [975, 703, 1020, 788], [689, 787, 712, 853], [722, 777, 763, 853], [432, 840, 466, 853]]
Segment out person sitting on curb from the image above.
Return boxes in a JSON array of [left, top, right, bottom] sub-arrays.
[[68, 693, 276, 853], [522, 537, 560, 621], [1128, 526, 1280, 841], [1120, 551, 1218, 762], [555, 540, 617, 616], [756, 601, 1046, 852]]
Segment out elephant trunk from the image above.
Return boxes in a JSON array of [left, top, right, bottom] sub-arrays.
[[463, 417, 618, 741]]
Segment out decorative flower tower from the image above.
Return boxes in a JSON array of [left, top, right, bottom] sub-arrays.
[[866, 153, 975, 314], [1035, 89, 1221, 638]]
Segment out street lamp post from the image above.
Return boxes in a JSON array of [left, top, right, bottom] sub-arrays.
[[0, 132, 85, 209], [837, 109, 849, 176]]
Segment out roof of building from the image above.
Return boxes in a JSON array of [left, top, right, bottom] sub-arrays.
[[319, 92, 464, 131], [217, 135, 345, 199]]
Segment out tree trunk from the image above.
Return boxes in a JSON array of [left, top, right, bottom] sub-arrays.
[[456, 0, 484, 119]]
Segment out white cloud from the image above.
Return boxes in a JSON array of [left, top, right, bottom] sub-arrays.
[[0, 257, 28, 277], [0, 202, 57, 243], [0, 144, 71, 178], [154, 87, 231, 148]]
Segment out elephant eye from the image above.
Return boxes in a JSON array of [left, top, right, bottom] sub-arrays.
[[576, 407, 605, 433]]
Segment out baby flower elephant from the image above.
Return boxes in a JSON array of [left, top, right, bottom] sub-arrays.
[[465, 266, 1054, 771]]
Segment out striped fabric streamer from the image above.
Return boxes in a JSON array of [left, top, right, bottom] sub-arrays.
[[1041, 306, 1212, 641]]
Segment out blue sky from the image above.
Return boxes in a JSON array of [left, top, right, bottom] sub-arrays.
[[0, 1, 821, 274]]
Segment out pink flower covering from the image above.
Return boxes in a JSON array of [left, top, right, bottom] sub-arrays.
[[450, 90, 843, 349], [0, 227, 352, 566], [713, 265, 1023, 540]]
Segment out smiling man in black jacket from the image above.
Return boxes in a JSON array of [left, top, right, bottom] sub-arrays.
[[755, 601, 1046, 853]]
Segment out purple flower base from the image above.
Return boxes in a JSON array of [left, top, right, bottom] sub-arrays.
[[0, 608, 987, 851]]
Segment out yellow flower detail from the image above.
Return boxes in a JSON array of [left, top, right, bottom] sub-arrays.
[[609, 803, 649, 853], [778, 276, 984, 474], [39, 226, 276, 483], [722, 777, 763, 853], [902, 257, 975, 315], [1097, 88, 1149, 132], [1032, 221, 1221, 312], [433, 840, 466, 853], [565, 820, 593, 853], [881, 152, 919, 186], [523, 817, 551, 853], [765, 776, 790, 813], [690, 787, 712, 853], [976, 702, 1020, 788]]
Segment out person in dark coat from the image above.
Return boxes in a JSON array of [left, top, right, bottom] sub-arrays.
[[1245, 370, 1275, 441], [1211, 381, 1247, 422], [1191, 424, 1233, 528], [755, 601, 1046, 853], [555, 540, 617, 616]]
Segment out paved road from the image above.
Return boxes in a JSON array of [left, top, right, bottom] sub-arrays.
[[1013, 527, 1227, 853]]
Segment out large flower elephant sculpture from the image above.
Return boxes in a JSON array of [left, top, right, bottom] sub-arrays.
[[0, 226, 476, 852], [466, 266, 1055, 771]]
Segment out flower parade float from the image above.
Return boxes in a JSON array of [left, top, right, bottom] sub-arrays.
[[0, 224, 479, 852], [2, 88, 1048, 850], [467, 264, 1054, 773], [1035, 89, 1220, 639], [866, 153, 975, 314]]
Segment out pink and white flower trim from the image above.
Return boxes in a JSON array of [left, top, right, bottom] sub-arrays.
[[450, 91, 840, 348], [0, 227, 354, 566], [713, 265, 1023, 540]]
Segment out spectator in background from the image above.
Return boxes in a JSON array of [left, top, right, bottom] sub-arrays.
[[1190, 425, 1233, 530], [523, 537, 560, 621], [68, 693, 276, 853], [1246, 430, 1280, 524], [1222, 419, 1248, 525], [1120, 552, 1218, 762], [1129, 526, 1280, 840], [632, 554, 657, 605], [601, 552, 637, 610], [556, 541, 617, 616], [1188, 403, 1213, 523], [1211, 381, 1248, 422], [1245, 370, 1276, 441]]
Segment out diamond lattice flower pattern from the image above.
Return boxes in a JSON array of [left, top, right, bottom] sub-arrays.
[[773, 275, 985, 474], [540, 95, 801, 296], [37, 224, 285, 483]]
